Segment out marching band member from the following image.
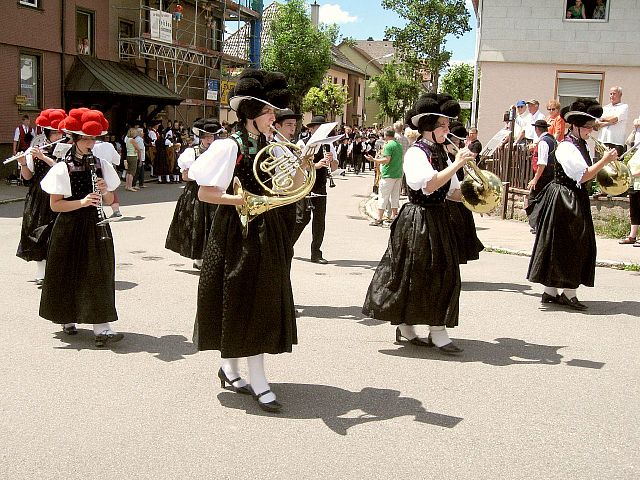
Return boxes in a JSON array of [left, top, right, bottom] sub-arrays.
[[16, 109, 67, 284], [527, 99, 618, 310], [444, 121, 484, 263], [92, 137, 123, 218], [189, 69, 295, 413], [165, 118, 224, 269], [39, 108, 123, 347], [363, 94, 474, 355], [274, 108, 303, 236]]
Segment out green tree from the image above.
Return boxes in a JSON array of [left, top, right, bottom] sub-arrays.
[[440, 62, 475, 125], [382, 0, 470, 93], [369, 62, 422, 123], [302, 78, 350, 120], [261, 0, 337, 117]]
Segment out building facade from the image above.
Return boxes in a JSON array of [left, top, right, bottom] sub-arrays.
[[473, 0, 640, 145]]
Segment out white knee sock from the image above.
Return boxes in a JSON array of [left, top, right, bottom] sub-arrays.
[[63, 323, 76, 329], [221, 357, 247, 388], [93, 323, 115, 335], [563, 288, 577, 299], [429, 325, 452, 347], [398, 323, 417, 340], [247, 354, 275, 403], [544, 286, 559, 296], [35, 260, 46, 280], [193, 259, 203, 267]]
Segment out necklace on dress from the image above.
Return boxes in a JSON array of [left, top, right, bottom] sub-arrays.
[[247, 131, 260, 141]]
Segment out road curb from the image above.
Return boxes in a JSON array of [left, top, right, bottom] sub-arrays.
[[0, 197, 25, 205], [359, 197, 639, 271]]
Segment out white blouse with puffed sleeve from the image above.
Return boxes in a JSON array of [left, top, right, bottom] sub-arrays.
[[188, 138, 239, 189]]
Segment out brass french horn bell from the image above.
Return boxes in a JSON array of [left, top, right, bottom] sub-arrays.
[[591, 136, 631, 196], [446, 138, 503, 214]]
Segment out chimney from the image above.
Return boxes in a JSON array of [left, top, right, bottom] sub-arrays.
[[311, 1, 320, 26]]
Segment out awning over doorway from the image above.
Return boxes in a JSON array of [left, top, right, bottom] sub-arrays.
[[65, 56, 183, 104]]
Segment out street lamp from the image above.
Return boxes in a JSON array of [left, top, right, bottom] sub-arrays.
[[362, 53, 393, 126]]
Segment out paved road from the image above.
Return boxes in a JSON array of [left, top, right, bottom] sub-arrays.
[[1, 172, 638, 480]]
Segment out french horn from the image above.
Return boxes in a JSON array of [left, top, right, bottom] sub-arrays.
[[591, 136, 630, 196], [446, 138, 503, 214], [233, 127, 316, 237]]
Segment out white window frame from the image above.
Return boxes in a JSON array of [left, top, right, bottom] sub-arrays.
[[19, 0, 39, 8], [19, 53, 40, 109], [564, 0, 610, 22], [555, 71, 604, 109]]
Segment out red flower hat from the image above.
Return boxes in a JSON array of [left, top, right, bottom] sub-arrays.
[[59, 108, 109, 136], [35, 108, 67, 130]]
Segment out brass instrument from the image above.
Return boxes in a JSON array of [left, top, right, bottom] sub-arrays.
[[591, 136, 631, 196], [445, 138, 503, 214], [233, 126, 316, 237], [87, 154, 111, 241]]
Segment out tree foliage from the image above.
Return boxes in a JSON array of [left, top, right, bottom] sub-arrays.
[[302, 78, 350, 120], [261, 0, 337, 115], [369, 62, 422, 123], [440, 62, 475, 125], [381, 0, 470, 93]]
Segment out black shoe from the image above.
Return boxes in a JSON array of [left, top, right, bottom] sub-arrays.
[[192, 262, 202, 270], [541, 292, 560, 304], [35, 278, 44, 286], [253, 390, 282, 413], [94, 331, 124, 347], [311, 257, 328, 264], [557, 293, 588, 311], [395, 327, 431, 347], [62, 325, 78, 335], [217, 368, 252, 395], [426, 334, 464, 355]]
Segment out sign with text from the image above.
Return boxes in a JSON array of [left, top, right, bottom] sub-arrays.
[[206, 79, 219, 101], [220, 81, 236, 105], [150, 9, 173, 43]]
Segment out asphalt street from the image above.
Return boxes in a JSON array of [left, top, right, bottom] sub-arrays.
[[0, 172, 638, 480]]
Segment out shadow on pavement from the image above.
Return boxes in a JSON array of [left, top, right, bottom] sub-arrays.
[[462, 281, 533, 293], [324, 258, 380, 270], [53, 330, 197, 362], [296, 304, 385, 326], [115, 280, 138, 291], [217, 383, 463, 435], [379, 337, 583, 367]]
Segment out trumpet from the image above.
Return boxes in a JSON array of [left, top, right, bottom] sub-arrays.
[[445, 138, 503, 214], [233, 126, 316, 237], [591, 136, 631, 196], [3, 136, 68, 164]]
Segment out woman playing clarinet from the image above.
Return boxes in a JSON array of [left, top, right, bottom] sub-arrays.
[[16, 109, 67, 284], [39, 108, 123, 347], [363, 93, 475, 355]]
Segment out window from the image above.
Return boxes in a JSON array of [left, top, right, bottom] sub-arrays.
[[19, 0, 39, 7], [564, 0, 609, 21], [20, 54, 40, 109], [119, 19, 135, 39], [342, 78, 346, 86], [556, 72, 603, 108], [76, 10, 94, 55], [208, 17, 223, 52]]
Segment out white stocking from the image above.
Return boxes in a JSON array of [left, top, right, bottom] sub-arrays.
[[221, 357, 247, 388], [93, 323, 116, 335], [193, 259, 203, 268], [429, 325, 452, 347], [544, 286, 559, 296], [398, 323, 417, 340], [35, 260, 46, 280], [247, 354, 275, 403], [563, 288, 577, 299]]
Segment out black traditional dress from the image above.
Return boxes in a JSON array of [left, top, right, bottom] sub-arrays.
[[165, 145, 217, 259], [445, 154, 484, 264], [527, 134, 596, 289], [16, 146, 60, 262], [363, 139, 461, 327], [39, 149, 121, 325], [189, 133, 296, 358]]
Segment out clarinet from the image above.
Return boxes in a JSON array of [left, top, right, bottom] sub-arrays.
[[323, 144, 336, 188], [87, 154, 112, 241]]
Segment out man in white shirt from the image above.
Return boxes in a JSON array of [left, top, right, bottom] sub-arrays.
[[13, 115, 34, 155], [511, 100, 528, 147], [522, 99, 546, 143], [597, 86, 629, 156]]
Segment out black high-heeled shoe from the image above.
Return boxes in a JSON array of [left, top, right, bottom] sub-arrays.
[[253, 390, 282, 413], [395, 326, 431, 347], [62, 324, 78, 335], [426, 334, 464, 355], [217, 368, 252, 395]]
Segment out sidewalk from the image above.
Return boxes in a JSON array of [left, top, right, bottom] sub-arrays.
[[361, 194, 640, 268]]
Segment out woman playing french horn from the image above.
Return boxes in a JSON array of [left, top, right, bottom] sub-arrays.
[[188, 69, 297, 413], [363, 93, 475, 355], [527, 98, 618, 310]]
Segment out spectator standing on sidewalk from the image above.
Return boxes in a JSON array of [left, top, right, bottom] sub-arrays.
[[619, 116, 640, 245], [546, 99, 566, 142], [597, 86, 628, 157], [132, 127, 146, 189], [366, 128, 403, 226], [13, 115, 35, 156]]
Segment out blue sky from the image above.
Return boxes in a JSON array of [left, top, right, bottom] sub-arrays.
[[264, 0, 477, 64]]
